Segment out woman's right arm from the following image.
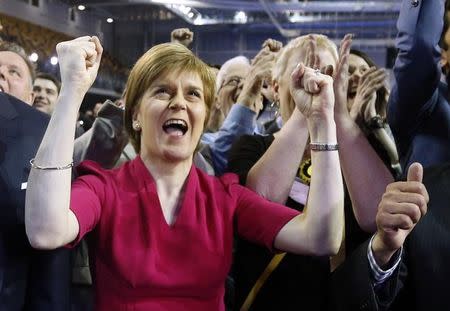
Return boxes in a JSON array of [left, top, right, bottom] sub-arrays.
[[25, 36, 103, 249], [245, 109, 308, 204]]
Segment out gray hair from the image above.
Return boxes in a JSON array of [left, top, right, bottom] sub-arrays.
[[215, 55, 250, 92]]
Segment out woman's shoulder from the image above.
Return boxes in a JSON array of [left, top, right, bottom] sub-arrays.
[[75, 158, 136, 186]]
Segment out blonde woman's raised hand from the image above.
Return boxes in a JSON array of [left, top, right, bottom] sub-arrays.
[[57, 36, 103, 96], [333, 34, 353, 116], [290, 63, 335, 120]]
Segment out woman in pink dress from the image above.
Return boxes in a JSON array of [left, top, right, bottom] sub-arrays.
[[25, 36, 343, 310]]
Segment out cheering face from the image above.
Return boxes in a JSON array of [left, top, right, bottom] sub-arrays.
[[347, 54, 370, 110], [33, 78, 59, 115], [278, 47, 336, 123], [134, 70, 207, 163], [216, 62, 250, 117], [0, 51, 33, 104]]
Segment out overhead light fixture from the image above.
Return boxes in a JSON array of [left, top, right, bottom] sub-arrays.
[[106, 18, 114, 23], [29, 52, 38, 62], [234, 11, 247, 24], [50, 56, 58, 66], [288, 12, 316, 23], [77, 5, 86, 11]]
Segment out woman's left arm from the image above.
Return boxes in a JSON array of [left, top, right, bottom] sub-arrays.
[[334, 36, 394, 233], [274, 63, 344, 256]]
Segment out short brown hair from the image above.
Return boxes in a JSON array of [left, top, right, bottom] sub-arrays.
[[0, 40, 36, 82], [124, 43, 215, 153]]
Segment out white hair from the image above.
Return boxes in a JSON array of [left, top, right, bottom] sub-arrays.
[[273, 34, 338, 83], [215, 55, 250, 92]]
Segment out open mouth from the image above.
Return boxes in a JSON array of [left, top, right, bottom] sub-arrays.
[[0, 86, 4, 93], [162, 119, 188, 137]]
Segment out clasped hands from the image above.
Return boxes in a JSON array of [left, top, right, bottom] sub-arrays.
[[290, 61, 334, 121]]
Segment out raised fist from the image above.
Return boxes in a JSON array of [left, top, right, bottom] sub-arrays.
[[56, 36, 103, 95], [171, 28, 194, 47], [262, 38, 283, 53]]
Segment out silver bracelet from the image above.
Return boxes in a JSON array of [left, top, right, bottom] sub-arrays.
[[30, 158, 74, 170], [310, 142, 339, 151]]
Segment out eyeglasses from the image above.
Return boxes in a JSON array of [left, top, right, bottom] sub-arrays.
[[221, 76, 244, 88]]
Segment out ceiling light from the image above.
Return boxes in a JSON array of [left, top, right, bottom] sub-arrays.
[[77, 5, 86, 11], [234, 11, 247, 24], [29, 52, 38, 62], [50, 56, 58, 66], [106, 18, 114, 23]]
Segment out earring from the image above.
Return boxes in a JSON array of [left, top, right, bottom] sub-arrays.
[[132, 121, 141, 131]]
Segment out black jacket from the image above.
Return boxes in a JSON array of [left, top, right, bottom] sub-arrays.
[[0, 93, 71, 311], [329, 163, 450, 311]]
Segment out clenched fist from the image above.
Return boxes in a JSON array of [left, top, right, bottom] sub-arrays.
[[57, 36, 103, 96], [290, 62, 335, 120], [372, 162, 429, 267], [170, 28, 194, 47]]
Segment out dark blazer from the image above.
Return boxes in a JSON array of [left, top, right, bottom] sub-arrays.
[[0, 93, 71, 310], [387, 0, 450, 171], [328, 163, 450, 311]]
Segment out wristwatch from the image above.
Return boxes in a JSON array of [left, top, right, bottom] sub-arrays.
[[368, 115, 385, 130]]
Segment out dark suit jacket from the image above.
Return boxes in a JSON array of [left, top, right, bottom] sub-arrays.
[[328, 163, 450, 311], [0, 93, 71, 310]]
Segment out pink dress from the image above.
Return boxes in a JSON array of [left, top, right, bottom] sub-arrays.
[[69, 156, 299, 310]]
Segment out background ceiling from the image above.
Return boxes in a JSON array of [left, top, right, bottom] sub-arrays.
[[61, 0, 400, 47]]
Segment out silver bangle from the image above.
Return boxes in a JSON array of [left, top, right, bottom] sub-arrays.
[[310, 142, 339, 151], [30, 158, 74, 170]]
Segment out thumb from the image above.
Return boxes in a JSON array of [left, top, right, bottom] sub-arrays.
[[291, 62, 305, 90], [407, 162, 423, 183]]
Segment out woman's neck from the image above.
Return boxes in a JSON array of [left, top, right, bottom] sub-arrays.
[[140, 152, 193, 225], [140, 152, 192, 193]]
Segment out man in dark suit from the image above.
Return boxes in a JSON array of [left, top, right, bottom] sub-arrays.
[[329, 162, 450, 311], [0, 40, 71, 310]]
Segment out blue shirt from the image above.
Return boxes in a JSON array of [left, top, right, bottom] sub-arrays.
[[201, 104, 256, 176]]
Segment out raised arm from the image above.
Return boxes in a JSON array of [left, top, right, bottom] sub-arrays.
[[244, 38, 315, 204], [208, 40, 279, 175], [274, 63, 344, 256], [25, 37, 103, 249], [388, 0, 444, 141], [333, 35, 394, 232], [170, 28, 194, 48]]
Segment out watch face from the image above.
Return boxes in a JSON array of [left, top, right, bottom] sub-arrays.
[[369, 115, 385, 129]]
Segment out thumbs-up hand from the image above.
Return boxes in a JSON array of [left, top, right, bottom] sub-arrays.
[[372, 163, 429, 267]]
